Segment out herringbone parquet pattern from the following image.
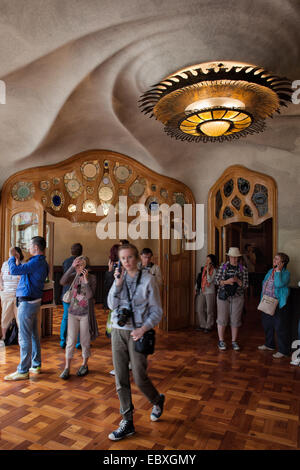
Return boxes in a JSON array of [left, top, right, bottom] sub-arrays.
[[1, 302, 300, 450]]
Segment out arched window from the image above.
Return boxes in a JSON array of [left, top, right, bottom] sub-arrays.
[[208, 165, 277, 263]]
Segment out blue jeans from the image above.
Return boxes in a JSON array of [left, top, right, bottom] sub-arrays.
[[60, 301, 80, 348], [17, 301, 41, 374], [261, 304, 290, 355]]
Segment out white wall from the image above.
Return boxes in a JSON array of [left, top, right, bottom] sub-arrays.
[[47, 213, 159, 266]]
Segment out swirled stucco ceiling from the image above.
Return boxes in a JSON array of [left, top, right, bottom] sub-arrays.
[[0, 0, 300, 195]]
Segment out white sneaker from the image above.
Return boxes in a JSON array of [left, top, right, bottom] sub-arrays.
[[4, 371, 29, 381], [110, 364, 131, 376], [29, 366, 41, 374], [258, 344, 275, 351], [290, 359, 300, 366], [0, 340, 5, 348], [272, 352, 287, 359]]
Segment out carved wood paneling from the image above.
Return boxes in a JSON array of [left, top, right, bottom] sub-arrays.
[[208, 165, 277, 262]]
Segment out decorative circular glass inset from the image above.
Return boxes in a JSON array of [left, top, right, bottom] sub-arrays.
[[50, 190, 64, 211], [146, 196, 159, 212], [129, 178, 146, 201], [251, 184, 268, 217], [243, 205, 253, 217], [173, 192, 186, 207], [81, 161, 100, 181], [99, 186, 113, 202], [86, 186, 94, 195], [238, 178, 250, 195], [215, 189, 222, 219], [64, 171, 83, 199], [114, 164, 132, 183], [11, 182, 35, 202], [53, 177, 60, 185], [231, 196, 241, 210], [223, 206, 234, 219], [82, 199, 97, 213], [160, 188, 168, 199], [68, 204, 77, 213], [40, 180, 50, 191], [224, 179, 234, 198], [102, 177, 110, 185]]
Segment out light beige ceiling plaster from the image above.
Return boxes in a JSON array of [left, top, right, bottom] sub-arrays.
[[0, 0, 300, 191]]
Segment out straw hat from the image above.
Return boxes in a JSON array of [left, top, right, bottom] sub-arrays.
[[226, 247, 242, 257]]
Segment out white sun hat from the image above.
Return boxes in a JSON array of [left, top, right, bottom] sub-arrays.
[[226, 247, 242, 257]]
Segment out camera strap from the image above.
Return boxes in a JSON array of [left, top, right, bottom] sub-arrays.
[[124, 269, 142, 329]]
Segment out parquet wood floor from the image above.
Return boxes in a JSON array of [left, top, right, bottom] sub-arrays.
[[1, 300, 300, 450]]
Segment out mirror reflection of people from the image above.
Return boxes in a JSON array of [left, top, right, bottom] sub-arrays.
[[107, 243, 164, 441], [0, 247, 23, 347], [59, 256, 98, 379], [4, 237, 49, 381], [243, 244, 256, 272], [139, 248, 163, 288], [258, 253, 290, 359], [60, 243, 83, 349], [214, 247, 248, 352], [195, 254, 217, 333]]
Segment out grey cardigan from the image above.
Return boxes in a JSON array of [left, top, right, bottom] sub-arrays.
[[107, 270, 163, 331]]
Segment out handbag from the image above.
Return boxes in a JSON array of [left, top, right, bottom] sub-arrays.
[[258, 295, 278, 316], [134, 328, 156, 355], [258, 272, 278, 315], [62, 275, 77, 304], [218, 287, 228, 301]]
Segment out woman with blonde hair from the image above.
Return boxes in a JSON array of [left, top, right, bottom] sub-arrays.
[[107, 243, 164, 441], [59, 256, 98, 379]]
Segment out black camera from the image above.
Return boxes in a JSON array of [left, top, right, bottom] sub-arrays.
[[117, 307, 133, 327]]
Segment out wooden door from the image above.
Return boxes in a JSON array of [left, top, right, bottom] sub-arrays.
[[162, 225, 193, 331]]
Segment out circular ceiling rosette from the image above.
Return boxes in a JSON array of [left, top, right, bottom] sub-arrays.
[[139, 62, 292, 142]]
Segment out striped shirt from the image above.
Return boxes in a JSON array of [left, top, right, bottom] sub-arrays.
[[1, 261, 20, 293]]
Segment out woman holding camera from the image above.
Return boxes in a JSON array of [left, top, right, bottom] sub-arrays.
[[215, 247, 248, 351], [59, 256, 98, 379], [107, 243, 164, 441]]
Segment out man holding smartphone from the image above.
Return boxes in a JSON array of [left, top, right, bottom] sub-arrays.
[[4, 236, 49, 381]]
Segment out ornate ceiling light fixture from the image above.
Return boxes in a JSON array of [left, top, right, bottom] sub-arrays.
[[139, 61, 292, 143]]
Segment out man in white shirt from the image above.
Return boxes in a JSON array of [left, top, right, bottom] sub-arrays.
[[0, 247, 23, 346], [139, 248, 163, 288]]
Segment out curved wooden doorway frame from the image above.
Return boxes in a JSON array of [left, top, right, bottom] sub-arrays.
[[0, 148, 196, 331], [208, 165, 277, 262]]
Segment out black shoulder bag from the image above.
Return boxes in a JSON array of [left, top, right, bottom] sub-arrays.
[[218, 263, 239, 300], [125, 271, 156, 355]]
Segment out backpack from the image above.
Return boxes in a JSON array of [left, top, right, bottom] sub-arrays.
[[4, 318, 18, 346]]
